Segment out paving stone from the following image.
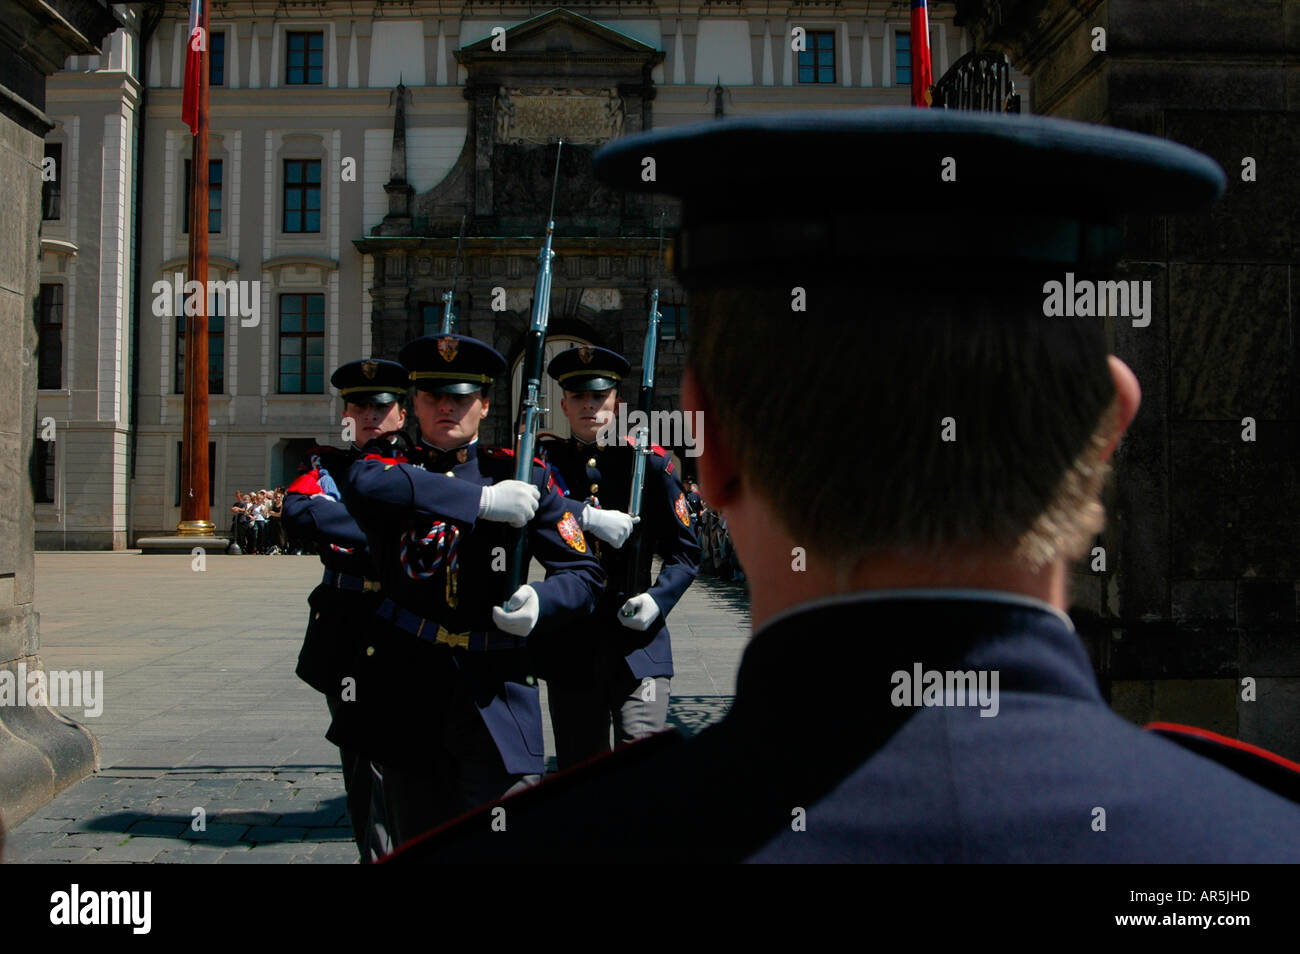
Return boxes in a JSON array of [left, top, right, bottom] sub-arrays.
[[179, 822, 249, 843], [126, 818, 190, 837], [243, 826, 308, 843], [21, 846, 99, 863]]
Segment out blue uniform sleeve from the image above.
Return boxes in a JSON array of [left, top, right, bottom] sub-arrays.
[[282, 490, 370, 549], [646, 457, 701, 615], [525, 469, 604, 628], [344, 457, 483, 530]]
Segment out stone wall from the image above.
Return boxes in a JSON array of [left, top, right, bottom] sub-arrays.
[[958, 0, 1300, 756]]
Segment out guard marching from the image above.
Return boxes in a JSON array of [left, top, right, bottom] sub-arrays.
[[537, 345, 700, 769], [281, 357, 408, 860], [340, 333, 603, 854]]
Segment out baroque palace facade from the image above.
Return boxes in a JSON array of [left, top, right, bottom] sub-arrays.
[[36, 1, 1004, 547]]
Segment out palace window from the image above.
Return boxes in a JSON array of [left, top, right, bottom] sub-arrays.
[[660, 303, 688, 341], [210, 30, 225, 86], [286, 31, 324, 85], [42, 143, 61, 220], [38, 283, 63, 389], [895, 31, 912, 86], [283, 159, 321, 233], [278, 293, 325, 393], [798, 31, 836, 84], [175, 304, 226, 394]]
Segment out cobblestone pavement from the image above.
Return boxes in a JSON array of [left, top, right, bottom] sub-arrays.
[[4, 552, 750, 863]]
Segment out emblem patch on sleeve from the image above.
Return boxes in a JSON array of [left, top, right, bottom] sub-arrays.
[[557, 511, 588, 553], [674, 492, 691, 527]]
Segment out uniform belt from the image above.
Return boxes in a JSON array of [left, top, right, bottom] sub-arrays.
[[375, 598, 522, 651], [322, 570, 382, 593]]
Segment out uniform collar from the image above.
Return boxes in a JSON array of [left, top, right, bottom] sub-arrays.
[[733, 587, 1102, 730], [422, 438, 478, 471], [756, 587, 1077, 639]]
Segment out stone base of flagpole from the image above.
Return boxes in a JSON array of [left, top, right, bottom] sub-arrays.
[[135, 534, 230, 556]]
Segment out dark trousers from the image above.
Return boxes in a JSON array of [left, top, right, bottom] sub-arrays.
[[548, 664, 671, 771], [364, 678, 538, 860], [326, 696, 371, 861]]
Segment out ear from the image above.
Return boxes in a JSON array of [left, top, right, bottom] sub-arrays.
[[683, 367, 741, 508], [1100, 355, 1141, 463], [479, 392, 491, 419], [560, 394, 569, 416]]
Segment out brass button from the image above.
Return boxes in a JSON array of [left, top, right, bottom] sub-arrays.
[[590, 483, 598, 494], [366, 646, 375, 656], [587, 457, 597, 468], [525, 675, 536, 686], [445, 470, 454, 477], [314, 612, 320, 620]]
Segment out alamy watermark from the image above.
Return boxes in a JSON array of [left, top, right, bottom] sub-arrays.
[[151, 273, 261, 327], [594, 403, 704, 457], [0, 664, 103, 718], [1042, 272, 1151, 327], [890, 663, 999, 718]]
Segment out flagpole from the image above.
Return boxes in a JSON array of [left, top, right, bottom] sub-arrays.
[[178, 1, 212, 536]]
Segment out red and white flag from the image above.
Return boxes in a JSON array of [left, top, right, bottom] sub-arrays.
[[181, 0, 204, 135]]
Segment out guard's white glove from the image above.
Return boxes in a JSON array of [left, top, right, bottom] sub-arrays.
[[493, 585, 541, 637], [478, 481, 540, 527], [618, 593, 661, 631], [580, 506, 639, 548]]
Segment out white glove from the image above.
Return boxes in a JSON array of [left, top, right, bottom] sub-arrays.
[[493, 585, 541, 637], [618, 593, 661, 631], [478, 481, 540, 527], [580, 506, 639, 548]]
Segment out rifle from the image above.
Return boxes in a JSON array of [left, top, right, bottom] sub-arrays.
[[505, 138, 564, 602], [621, 212, 666, 610], [440, 214, 467, 334]]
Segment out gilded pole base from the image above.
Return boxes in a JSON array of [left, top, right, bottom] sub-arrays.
[[176, 520, 216, 536]]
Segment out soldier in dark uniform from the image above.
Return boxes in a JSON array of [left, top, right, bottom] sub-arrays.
[[281, 357, 408, 860], [536, 345, 700, 769], [340, 333, 603, 855], [391, 110, 1300, 863]]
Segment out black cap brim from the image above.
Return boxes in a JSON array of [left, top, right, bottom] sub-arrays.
[[414, 380, 489, 396], [560, 377, 619, 392], [341, 390, 403, 405]]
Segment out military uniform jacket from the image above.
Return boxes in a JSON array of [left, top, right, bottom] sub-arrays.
[[391, 593, 1300, 863], [282, 449, 378, 687], [539, 437, 700, 684], [343, 440, 603, 774]]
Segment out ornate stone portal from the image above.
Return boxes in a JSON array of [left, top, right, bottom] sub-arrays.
[[494, 87, 626, 145], [356, 9, 683, 453]]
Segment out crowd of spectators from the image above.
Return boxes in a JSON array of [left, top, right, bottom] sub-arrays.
[[684, 481, 745, 583], [228, 489, 295, 554]]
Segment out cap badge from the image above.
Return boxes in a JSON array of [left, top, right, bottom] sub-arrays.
[[361, 360, 378, 380], [437, 337, 459, 363], [578, 346, 594, 365], [557, 510, 588, 554]]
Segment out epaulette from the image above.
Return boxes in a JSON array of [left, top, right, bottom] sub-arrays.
[[286, 471, 323, 496], [382, 728, 685, 863], [1146, 722, 1300, 805], [483, 447, 556, 492], [623, 434, 668, 457]]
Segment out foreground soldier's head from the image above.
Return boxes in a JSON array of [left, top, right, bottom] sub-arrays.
[[593, 108, 1225, 628], [400, 333, 507, 450]]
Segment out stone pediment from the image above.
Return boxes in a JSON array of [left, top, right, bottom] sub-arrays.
[[458, 8, 660, 59]]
